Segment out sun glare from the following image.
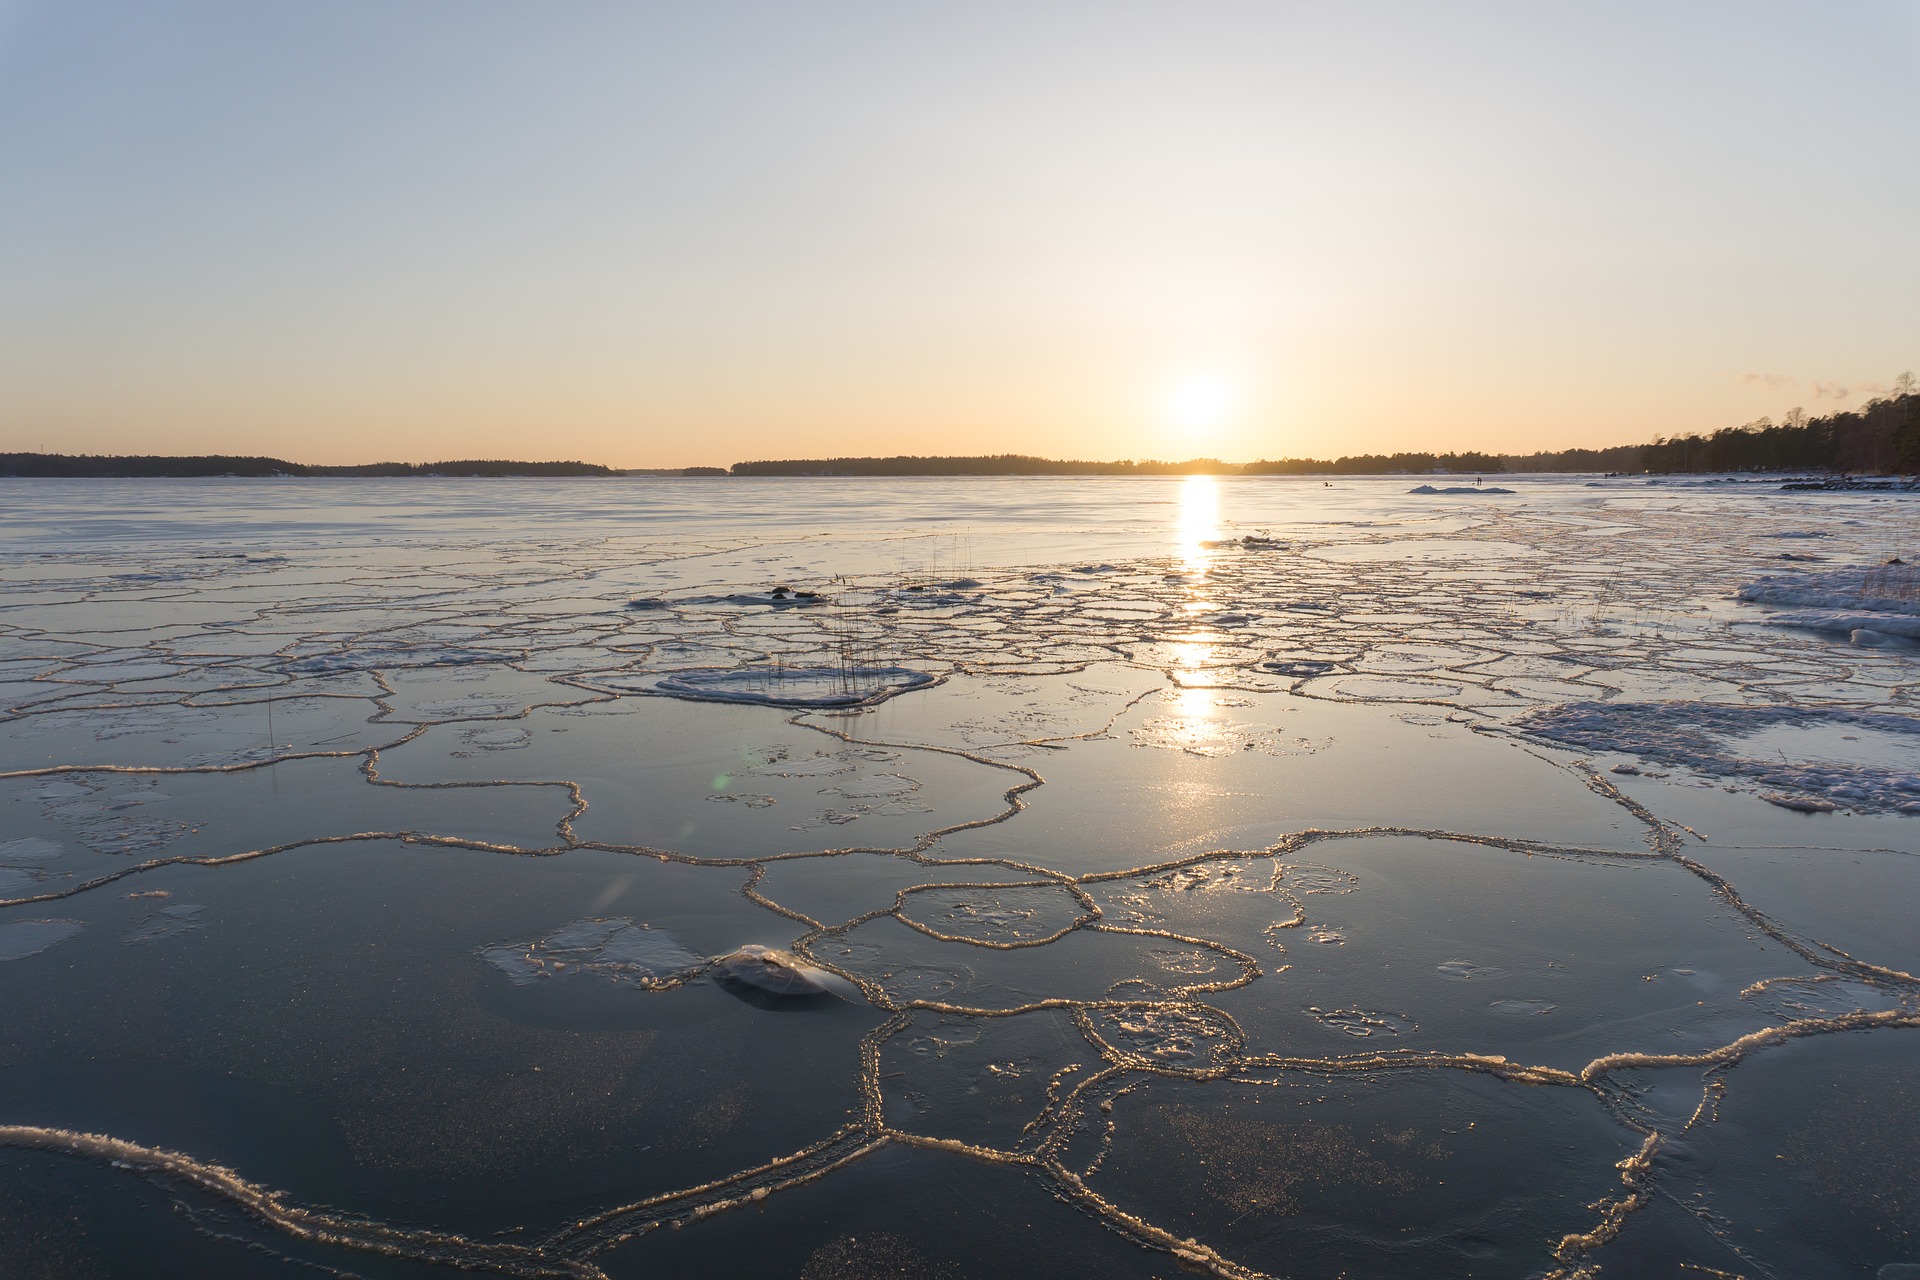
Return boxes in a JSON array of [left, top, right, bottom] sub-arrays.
[[1174, 473, 1220, 574], [1166, 374, 1234, 439]]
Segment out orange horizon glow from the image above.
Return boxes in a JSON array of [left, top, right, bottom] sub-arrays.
[[1, 6, 1914, 470]]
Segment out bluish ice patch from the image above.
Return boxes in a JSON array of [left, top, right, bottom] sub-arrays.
[[0, 918, 83, 961]]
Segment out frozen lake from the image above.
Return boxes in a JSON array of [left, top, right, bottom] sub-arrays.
[[2, 473, 1917, 1278]]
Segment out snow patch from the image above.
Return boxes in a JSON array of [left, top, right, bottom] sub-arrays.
[[1741, 563, 1920, 607]]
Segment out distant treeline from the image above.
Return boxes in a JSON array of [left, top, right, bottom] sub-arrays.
[[1504, 390, 1919, 474], [734, 388, 1920, 477], [735, 449, 1564, 477], [1241, 451, 1506, 476], [729, 454, 1241, 476], [0, 454, 616, 478], [8, 385, 1916, 480], [1627, 391, 1918, 475]]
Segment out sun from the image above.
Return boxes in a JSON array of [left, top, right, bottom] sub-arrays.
[[1166, 373, 1234, 441]]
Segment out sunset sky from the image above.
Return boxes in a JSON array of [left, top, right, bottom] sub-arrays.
[[2, 2, 1915, 468]]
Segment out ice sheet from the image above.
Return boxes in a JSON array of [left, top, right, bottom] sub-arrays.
[[1, 473, 1916, 1280]]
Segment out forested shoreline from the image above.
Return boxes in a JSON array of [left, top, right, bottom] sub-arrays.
[[0, 455, 616, 477], [734, 389, 1918, 476], [4, 388, 1914, 479]]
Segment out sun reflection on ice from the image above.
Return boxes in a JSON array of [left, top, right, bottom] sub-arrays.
[[1171, 639, 1214, 688], [1170, 682, 1217, 720], [1174, 474, 1221, 576], [1173, 476, 1223, 685]]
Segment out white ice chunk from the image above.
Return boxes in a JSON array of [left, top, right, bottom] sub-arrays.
[[651, 664, 937, 708], [1852, 628, 1914, 648]]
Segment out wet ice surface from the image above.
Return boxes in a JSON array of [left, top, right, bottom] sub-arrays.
[[0, 474, 1917, 1279]]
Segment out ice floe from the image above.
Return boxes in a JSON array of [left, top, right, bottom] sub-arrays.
[[1519, 700, 1920, 813], [649, 664, 937, 708], [1736, 563, 1920, 641]]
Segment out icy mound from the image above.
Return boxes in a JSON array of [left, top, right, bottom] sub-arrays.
[[1518, 701, 1920, 814], [1736, 564, 1920, 642], [1737, 562, 1919, 611], [1407, 484, 1515, 495], [652, 664, 937, 708], [711, 944, 857, 1002]]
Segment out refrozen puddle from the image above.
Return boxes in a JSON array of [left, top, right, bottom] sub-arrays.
[[899, 884, 1091, 945], [1088, 1004, 1242, 1067], [1436, 959, 1509, 981], [122, 902, 207, 944], [0, 478, 1915, 1279], [479, 917, 705, 989], [0, 918, 83, 960], [0, 837, 64, 865]]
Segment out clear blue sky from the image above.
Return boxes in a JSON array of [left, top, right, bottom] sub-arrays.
[[1, 1, 1914, 465]]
